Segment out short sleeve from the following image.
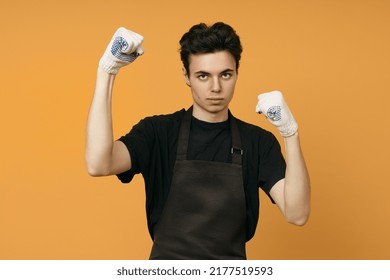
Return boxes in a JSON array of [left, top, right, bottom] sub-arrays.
[[258, 132, 286, 202], [116, 119, 152, 183]]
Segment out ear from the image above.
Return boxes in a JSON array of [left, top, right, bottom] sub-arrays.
[[182, 68, 191, 87]]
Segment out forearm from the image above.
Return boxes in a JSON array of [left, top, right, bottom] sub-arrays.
[[85, 68, 116, 176], [283, 132, 311, 225]]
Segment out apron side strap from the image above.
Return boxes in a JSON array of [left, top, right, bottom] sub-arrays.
[[229, 112, 243, 166], [176, 106, 193, 160]]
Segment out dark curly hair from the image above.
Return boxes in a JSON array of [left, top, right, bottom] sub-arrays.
[[179, 22, 243, 75]]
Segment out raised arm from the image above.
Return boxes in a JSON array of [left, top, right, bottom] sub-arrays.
[[85, 27, 144, 176], [256, 91, 311, 225]]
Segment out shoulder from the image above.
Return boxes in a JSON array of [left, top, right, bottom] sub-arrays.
[[134, 109, 186, 132], [140, 109, 185, 126], [235, 117, 275, 141], [234, 116, 281, 156]]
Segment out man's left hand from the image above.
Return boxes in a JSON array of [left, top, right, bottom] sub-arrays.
[[256, 90, 298, 137]]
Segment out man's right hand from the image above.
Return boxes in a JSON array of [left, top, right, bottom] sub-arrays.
[[98, 27, 144, 74]]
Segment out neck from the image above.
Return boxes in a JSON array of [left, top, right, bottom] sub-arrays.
[[192, 105, 229, 123]]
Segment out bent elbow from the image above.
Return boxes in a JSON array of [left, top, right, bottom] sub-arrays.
[[286, 211, 310, 226], [86, 162, 110, 177], [87, 167, 102, 177], [288, 216, 309, 226]]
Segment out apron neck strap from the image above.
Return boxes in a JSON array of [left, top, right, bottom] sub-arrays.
[[176, 106, 243, 165]]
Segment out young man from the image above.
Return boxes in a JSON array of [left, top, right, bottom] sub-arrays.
[[85, 23, 310, 260]]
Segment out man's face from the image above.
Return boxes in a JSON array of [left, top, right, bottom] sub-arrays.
[[184, 51, 238, 122]]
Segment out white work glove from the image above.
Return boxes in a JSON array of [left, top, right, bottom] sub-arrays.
[[98, 27, 144, 74], [255, 90, 298, 137]]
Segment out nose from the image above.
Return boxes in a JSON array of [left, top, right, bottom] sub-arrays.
[[211, 77, 221, 93]]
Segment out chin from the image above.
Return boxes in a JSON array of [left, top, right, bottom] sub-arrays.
[[194, 100, 229, 115], [206, 104, 228, 113]]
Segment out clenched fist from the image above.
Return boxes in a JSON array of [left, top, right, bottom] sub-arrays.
[[99, 27, 144, 74], [256, 91, 298, 137]]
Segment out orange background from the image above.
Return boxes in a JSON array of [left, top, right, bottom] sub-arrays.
[[1, 0, 389, 259]]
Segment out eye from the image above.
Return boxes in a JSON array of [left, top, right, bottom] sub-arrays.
[[197, 74, 208, 80], [221, 72, 232, 79]]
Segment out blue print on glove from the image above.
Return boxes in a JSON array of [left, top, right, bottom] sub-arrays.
[[266, 106, 282, 121], [111, 37, 137, 62]]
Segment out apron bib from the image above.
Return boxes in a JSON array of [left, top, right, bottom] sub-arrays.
[[149, 107, 247, 259]]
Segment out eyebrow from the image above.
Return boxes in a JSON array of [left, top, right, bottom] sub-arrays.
[[194, 68, 235, 75]]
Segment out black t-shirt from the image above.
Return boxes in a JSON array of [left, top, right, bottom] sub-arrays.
[[117, 109, 286, 241]]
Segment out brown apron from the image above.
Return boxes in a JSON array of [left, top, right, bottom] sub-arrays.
[[149, 107, 247, 259]]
